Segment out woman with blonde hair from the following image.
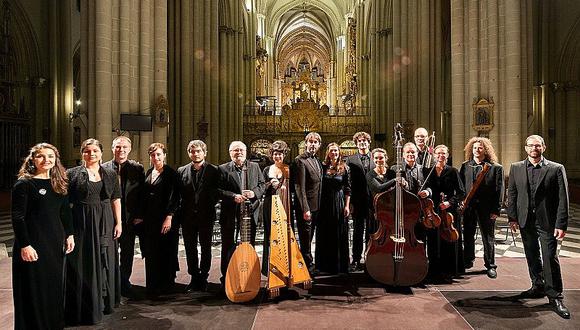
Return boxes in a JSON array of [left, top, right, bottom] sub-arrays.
[[12, 143, 75, 329]]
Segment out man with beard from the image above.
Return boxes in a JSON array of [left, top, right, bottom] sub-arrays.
[[177, 140, 219, 292], [459, 137, 504, 279], [218, 141, 265, 286], [293, 132, 323, 273], [102, 136, 144, 297], [508, 135, 570, 319]]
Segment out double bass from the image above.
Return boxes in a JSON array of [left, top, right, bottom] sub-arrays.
[[365, 124, 428, 286]]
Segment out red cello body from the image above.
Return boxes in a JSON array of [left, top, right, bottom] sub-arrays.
[[365, 124, 428, 286]]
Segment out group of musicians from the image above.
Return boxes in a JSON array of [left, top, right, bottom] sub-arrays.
[[11, 130, 571, 328]]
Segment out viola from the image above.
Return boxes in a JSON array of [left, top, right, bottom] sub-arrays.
[[439, 193, 459, 242], [419, 198, 441, 229], [365, 124, 428, 286]]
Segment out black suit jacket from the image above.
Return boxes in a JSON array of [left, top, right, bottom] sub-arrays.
[[293, 153, 323, 213], [176, 162, 219, 226], [218, 160, 265, 225], [507, 158, 569, 231], [346, 153, 375, 210], [102, 159, 144, 223], [459, 160, 504, 215]]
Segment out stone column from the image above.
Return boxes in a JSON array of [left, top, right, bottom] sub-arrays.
[[450, 0, 528, 168], [49, 0, 75, 164], [82, 0, 168, 163]]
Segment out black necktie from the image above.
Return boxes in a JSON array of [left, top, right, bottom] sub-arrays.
[[361, 155, 369, 172]]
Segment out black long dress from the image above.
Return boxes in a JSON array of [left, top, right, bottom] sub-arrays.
[[315, 165, 351, 274], [424, 165, 466, 279], [142, 165, 180, 294], [261, 165, 290, 276], [65, 166, 120, 325], [11, 178, 73, 330]]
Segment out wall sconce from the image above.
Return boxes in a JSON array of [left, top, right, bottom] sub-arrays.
[[69, 99, 82, 122]]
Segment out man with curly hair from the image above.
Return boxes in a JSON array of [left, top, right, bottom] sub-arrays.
[[459, 137, 504, 279]]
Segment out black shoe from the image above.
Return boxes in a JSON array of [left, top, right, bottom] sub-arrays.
[[185, 282, 196, 293], [464, 261, 474, 270], [486, 268, 497, 279], [519, 287, 546, 299], [186, 279, 208, 292], [121, 285, 133, 298], [349, 261, 361, 272], [550, 298, 571, 319]]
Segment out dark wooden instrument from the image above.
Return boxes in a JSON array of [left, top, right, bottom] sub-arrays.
[[365, 124, 428, 286], [458, 163, 490, 215], [439, 193, 459, 242], [267, 182, 312, 298], [225, 165, 261, 303], [419, 197, 441, 229]]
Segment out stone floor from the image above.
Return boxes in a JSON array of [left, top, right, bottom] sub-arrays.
[[2, 203, 580, 329]]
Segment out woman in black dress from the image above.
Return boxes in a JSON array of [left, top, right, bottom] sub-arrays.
[[142, 143, 180, 296], [11, 143, 75, 330], [424, 145, 466, 282], [315, 143, 351, 274], [366, 148, 397, 197], [261, 140, 290, 275], [365, 148, 398, 238], [65, 138, 122, 325]]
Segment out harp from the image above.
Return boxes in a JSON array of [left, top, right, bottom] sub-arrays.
[[267, 186, 312, 298]]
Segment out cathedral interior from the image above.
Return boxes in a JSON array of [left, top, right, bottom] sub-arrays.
[[1, 0, 580, 186]]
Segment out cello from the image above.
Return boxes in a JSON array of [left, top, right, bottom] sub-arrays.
[[365, 124, 428, 286]]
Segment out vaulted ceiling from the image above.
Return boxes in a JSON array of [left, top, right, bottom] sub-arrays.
[[259, 0, 353, 75]]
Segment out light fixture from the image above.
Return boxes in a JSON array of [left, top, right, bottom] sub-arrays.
[[69, 99, 82, 122]]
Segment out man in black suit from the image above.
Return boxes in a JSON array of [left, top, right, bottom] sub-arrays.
[[346, 132, 375, 271], [177, 140, 219, 291], [459, 137, 504, 279], [218, 141, 265, 285], [392, 142, 431, 196], [294, 132, 323, 272], [508, 135, 570, 319], [102, 136, 144, 297]]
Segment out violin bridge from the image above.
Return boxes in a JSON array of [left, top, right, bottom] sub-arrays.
[[389, 235, 406, 243]]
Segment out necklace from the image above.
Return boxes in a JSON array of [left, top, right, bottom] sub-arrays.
[[86, 167, 98, 180]]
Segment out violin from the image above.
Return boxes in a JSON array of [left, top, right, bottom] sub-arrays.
[[420, 197, 441, 229], [439, 193, 459, 242]]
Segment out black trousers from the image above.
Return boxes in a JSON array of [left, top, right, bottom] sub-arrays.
[[219, 216, 257, 283], [119, 221, 140, 288], [297, 210, 318, 269], [463, 207, 496, 269], [351, 201, 370, 263], [182, 219, 214, 282], [520, 213, 564, 299]]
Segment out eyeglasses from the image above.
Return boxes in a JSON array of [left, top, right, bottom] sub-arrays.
[[230, 148, 245, 152], [525, 144, 543, 149]]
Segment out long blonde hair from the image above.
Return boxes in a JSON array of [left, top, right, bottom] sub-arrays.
[[18, 143, 68, 194], [324, 142, 347, 175], [463, 137, 498, 163]]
